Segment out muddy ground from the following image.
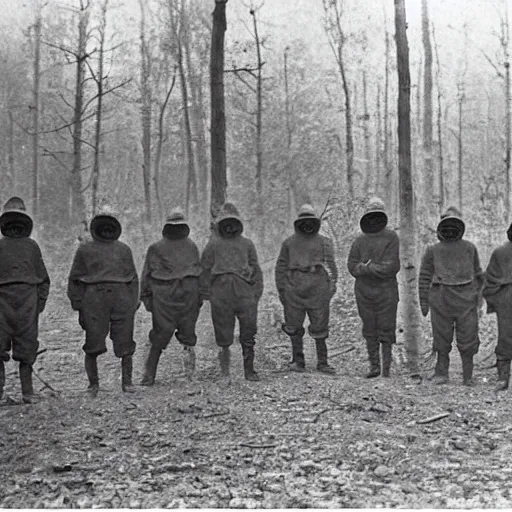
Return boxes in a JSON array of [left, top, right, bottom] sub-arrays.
[[1, 291, 511, 509]]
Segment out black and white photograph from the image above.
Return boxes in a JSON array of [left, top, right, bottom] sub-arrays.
[[0, 0, 511, 508]]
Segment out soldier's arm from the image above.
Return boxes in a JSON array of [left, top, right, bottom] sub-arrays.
[[418, 246, 434, 316], [67, 247, 86, 310], [248, 241, 264, 300], [34, 242, 50, 312], [367, 233, 400, 279], [347, 238, 370, 277], [125, 246, 139, 310], [323, 238, 338, 284], [140, 247, 153, 309], [275, 241, 289, 294], [199, 240, 215, 300]]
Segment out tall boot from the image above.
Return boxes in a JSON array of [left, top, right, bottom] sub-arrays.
[[218, 346, 231, 377], [365, 338, 380, 378], [315, 338, 336, 375], [0, 361, 5, 401], [121, 355, 136, 393], [462, 354, 474, 386], [242, 344, 260, 381], [140, 346, 162, 386], [183, 346, 196, 379], [431, 351, 449, 384], [85, 354, 99, 397], [289, 335, 305, 372], [20, 362, 36, 404], [496, 359, 510, 391], [381, 343, 392, 378]]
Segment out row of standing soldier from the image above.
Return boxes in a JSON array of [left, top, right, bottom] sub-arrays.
[[0, 195, 511, 403]]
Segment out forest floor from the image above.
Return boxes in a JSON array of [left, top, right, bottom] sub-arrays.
[[1, 292, 512, 509]]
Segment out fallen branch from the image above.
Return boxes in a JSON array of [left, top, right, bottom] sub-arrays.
[[32, 367, 59, 394], [239, 443, 277, 449], [312, 408, 330, 423], [329, 346, 356, 359], [202, 410, 230, 419], [416, 412, 451, 425]]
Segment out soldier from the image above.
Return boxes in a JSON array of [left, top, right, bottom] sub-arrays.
[[347, 198, 400, 378], [140, 209, 202, 385], [67, 208, 139, 396], [275, 204, 338, 374], [419, 206, 483, 386], [483, 223, 512, 391], [200, 203, 263, 381], [0, 197, 50, 404]]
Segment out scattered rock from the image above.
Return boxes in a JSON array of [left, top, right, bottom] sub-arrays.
[[374, 465, 391, 478]]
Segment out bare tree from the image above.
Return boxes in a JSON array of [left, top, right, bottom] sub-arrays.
[[210, 0, 228, 218], [432, 24, 444, 213], [169, 0, 197, 218], [422, 0, 434, 219], [394, 0, 421, 372], [139, 0, 153, 223], [31, 4, 42, 217], [90, 0, 108, 216], [323, 0, 354, 198], [284, 46, 296, 226]]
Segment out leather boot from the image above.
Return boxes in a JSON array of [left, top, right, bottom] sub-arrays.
[[431, 351, 449, 384], [20, 362, 36, 404], [381, 343, 392, 378], [85, 354, 99, 397], [365, 338, 380, 378], [219, 347, 230, 377], [121, 355, 136, 393], [0, 361, 4, 401], [140, 346, 162, 386], [462, 355, 474, 386], [315, 338, 336, 375], [289, 335, 306, 372], [242, 344, 260, 381], [496, 359, 510, 391], [183, 346, 196, 379]]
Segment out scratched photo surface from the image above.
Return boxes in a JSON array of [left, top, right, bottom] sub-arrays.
[[0, 0, 509, 508]]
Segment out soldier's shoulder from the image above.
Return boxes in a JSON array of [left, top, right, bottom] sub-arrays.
[[383, 227, 399, 240], [493, 241, 512, 256], [115, 240, 134, 253], [461, 239, 478, 251]]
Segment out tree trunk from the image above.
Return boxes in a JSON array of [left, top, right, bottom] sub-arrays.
[[32, 8, 42, 217], [422, 0, 434, 219], [506, 60, 511, 221], [362, 70, 372, 194], [339, 46, 354, 198], [432, 24, 444, 213], [7, 111, 15, 190], [375, 85, 382, 196], [250, 8, 264, 240], [394, 0, 421, 372], [457, 85, 464, 214], [71, 1, 88, 224], [139, 0, 152, 224], [154, 76, 176, 222], [210, 0, 228, 219], [185, 38, 209, 218], [284, 47, 296, 227], [383, 28, 392, 206], [91, 0, 108, 216]]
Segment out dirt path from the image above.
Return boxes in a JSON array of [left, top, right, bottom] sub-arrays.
[[1, 300, 512, 508]]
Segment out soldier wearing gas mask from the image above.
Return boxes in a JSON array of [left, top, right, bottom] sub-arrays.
[[0, 197, 50, 404], [68, 208, 139, 396], [419, 207, 483, 386], [276, 204, 338, 374]]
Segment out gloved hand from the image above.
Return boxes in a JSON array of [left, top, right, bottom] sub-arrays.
[[420, 302, 429, 317]]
